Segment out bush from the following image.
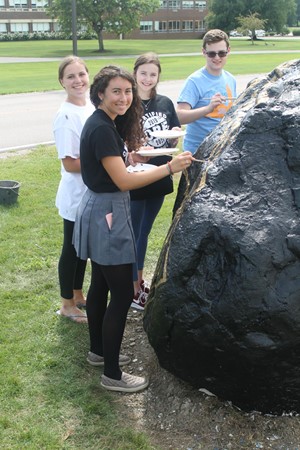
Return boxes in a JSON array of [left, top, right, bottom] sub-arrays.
[[0, 30, 97, 42], [77, 30, 97, 40], [292, 29, 300, 36], [282, 26, 290, 35]]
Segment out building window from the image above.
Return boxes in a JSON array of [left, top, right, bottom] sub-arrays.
[[0, 0, 5, 8], [168, 20, 180, 32], [182, 1, 194, 8], [10, 22, 29, 31], [194, 19, 205, 30], [9, 0, 28, 7], [195, 0, 206, 10], [32, 22, 50, 31], [168, 0, 180, 9], [159, 0, 168, 8], [31, 0, 47, 8], [0, 23, 7, 31], [154, 21, 167, 32], [140, 21, 153, 32], [182, 20, 193, 31]]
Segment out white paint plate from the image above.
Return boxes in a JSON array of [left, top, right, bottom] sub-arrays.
[[126, 163, 156, 173], [150, 130, 186, 139], [137, 148, 179, 157]]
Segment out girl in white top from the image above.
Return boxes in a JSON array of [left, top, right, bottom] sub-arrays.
[[53, 55, 94, 323]]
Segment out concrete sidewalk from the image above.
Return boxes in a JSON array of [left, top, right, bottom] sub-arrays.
[[0, 73, 263, 152]]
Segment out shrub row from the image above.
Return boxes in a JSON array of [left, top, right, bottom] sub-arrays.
[[0, 30, 97, 41]]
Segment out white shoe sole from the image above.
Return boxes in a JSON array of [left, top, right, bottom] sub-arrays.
[[87, 352, 131, 367], [130, 302, 144, 311]]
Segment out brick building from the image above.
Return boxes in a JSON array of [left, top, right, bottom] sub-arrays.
[[0, 0, 207, 37]]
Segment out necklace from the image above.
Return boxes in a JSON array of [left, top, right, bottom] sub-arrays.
[[142, 98, 152, 111]]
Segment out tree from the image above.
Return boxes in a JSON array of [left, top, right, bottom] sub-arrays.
[[47, 0, 160, 52], [237, 12, 267, 43], [296, 0, 300, 25], [206, 0, 297, 34], [251, 0, 296, 32], [205, 0, 245, 32]]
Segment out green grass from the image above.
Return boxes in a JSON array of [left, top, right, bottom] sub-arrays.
[[1, 37, 300, 57], [1, 52, 300, 94], [0, 38, 300, 94], [0, 146, 169, 449]]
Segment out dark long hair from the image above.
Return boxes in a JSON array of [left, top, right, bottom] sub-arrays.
[[90, 65, 145, 151], [133, 52, 161, 98]]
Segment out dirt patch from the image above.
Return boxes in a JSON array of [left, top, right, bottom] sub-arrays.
[[0, 149, 33, 159], [121, 308, 300, 450]]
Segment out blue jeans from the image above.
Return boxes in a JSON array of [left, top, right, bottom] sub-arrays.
[[130, 196, 165, 282]]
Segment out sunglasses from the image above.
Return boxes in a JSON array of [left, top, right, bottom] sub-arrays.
[[204, 51, 228, 58]]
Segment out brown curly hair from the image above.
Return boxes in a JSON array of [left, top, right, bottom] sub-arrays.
[[90, 65, 145, 152], [203, 29, 230, 49]]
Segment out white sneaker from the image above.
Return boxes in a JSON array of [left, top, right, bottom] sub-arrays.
[[101, 372, 149, 393]]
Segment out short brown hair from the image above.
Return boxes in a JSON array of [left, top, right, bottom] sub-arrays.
[[202, 29, 230, 49]]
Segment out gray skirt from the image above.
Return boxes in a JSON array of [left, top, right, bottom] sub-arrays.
[[73, 189, 136, 265]]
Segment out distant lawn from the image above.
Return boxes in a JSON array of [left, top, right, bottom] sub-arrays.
[[0, 38, 299, 94], [1, 52, 299, 94], [1, 37, 300, 57]]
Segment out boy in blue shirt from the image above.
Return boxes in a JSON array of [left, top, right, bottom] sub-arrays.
[[177, 29, 237, 154]]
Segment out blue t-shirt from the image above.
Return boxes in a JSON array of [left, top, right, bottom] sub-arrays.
[[177, 67, 237, 154]]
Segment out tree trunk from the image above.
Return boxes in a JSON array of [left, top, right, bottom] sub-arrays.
[[97, 30, 105, 52]]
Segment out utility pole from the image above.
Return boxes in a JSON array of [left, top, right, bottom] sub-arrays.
[[71, 0, 77, 55]]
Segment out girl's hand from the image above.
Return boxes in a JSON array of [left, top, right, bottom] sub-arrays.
[[168, 127, 182, 148], [168, 151, 194, 174], [129, 149, 151, 165], [169, 137, 179, 147]]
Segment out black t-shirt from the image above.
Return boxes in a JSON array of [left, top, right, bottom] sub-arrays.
[[130, 94, 181, 201], [80, 109, 127, 193]]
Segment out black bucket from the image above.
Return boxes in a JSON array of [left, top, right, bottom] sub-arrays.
[[0, 180, 21, 205]]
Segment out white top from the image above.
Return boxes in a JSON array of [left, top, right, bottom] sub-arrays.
[[53, 100, 94, 221]]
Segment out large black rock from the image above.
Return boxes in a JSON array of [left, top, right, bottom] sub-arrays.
[[144, 60, 300, 414]]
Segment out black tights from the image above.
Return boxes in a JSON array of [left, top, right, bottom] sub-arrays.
[[87, 260, 134, 379], [58, 219, 87, 299]]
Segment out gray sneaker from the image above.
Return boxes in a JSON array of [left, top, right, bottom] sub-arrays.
[[87, 351, 131, 367], [101, 372, 149, 393]]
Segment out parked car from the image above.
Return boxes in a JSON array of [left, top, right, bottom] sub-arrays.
[[256, 29, 266, 37], [229, 30, 243, 37], [248, 29, 266, 37]]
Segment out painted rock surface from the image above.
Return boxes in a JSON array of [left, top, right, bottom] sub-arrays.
[[144, 60, 300, 414]]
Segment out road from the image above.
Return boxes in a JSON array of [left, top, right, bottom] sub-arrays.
[[0, 74, 262, 152]]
